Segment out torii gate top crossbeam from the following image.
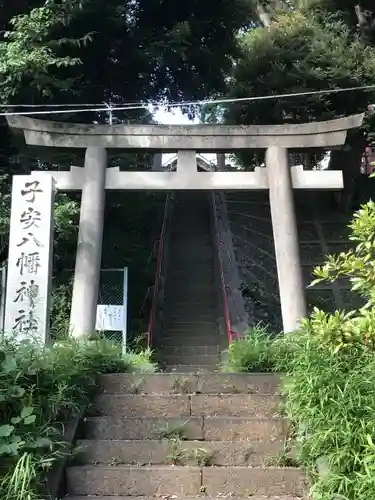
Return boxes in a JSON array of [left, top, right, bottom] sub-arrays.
[[7, 114, 364, 150]]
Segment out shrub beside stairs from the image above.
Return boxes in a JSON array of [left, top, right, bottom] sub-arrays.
[[65, 372, 306, 499]]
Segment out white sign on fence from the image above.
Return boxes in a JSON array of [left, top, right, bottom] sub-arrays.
[[95, 266, 128, 353], [96, 305, 125, 331], [4, 176, 55, 342]]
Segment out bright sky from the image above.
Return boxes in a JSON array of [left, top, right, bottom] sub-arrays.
[[152, 107, 217, 164]]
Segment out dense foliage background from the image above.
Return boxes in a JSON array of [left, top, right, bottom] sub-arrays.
[[1, 0, 375, 330]]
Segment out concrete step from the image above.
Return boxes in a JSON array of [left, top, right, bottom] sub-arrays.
[[65, 496, 303, 500], [163, 298, 216, 305], [161, 329, 219, 338], [161, 354, 220, 366], [167, 263, 214, 271], [89, 394, 190, 418], [203, 467, 306, 497], [166, 275, 214, 283], [89, 394, 280, 418], [164, 290, 215, 299], [165, 365, 218, 373], [66, 465, 305, 496], [169, 243, 213, 250], [168, 255, 214, 262], [162, 320, 218, 328], [66, 465, 202, 496], [98, 373, 281, 395], [169, 265, 214, 272], [160, 346, 221, 356], [163, 302, 217, 310], [203, 416, 288, 441], [165, 283, 214, 290], [162, 312, 218, 321], [79, 416, 288, 441], [163, 298, 216, 306], [168, 261, 214, 269], [189, 394, 280, 417], [79, 416, 205, 440], [169, 240, 213, 248], [169, 249, 213, 256], [163, 313, 218, 322], [165, 281, 214, 287], [75, 438, 287, 466], [158, 335, 220, 346]]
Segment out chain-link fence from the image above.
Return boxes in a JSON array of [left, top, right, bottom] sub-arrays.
[[0, 266, 128, 341], [53, 268, 128, 346]]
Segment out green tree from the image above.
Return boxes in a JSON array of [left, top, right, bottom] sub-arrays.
[[0, 0, 253, 264], [219, 1, 375, 208]]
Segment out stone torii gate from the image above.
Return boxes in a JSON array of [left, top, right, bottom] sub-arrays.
[[5, 114, 364, 338]]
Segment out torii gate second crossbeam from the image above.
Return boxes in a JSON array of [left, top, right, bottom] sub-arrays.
[[5, 114, 364, 338]]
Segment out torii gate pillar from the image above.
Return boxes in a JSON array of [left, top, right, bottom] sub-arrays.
[[267, 147, 306, 332], [69, 147, 107, 336], [6, 114, 364, 338]]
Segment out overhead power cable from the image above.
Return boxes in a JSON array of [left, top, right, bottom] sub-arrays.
[[0, 84, 374, 117]]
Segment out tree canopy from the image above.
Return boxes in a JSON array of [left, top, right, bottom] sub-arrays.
[[0, 0, 252, 251], [0, 0, 251, 106], [209, 0, 375, 196], [1, 0, 375, 265], [0, 0, 255, 334]]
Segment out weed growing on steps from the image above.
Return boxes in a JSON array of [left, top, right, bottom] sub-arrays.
[[166, 438, 213, 466], [221, 324, 278, 372], [166, 438, 186, 465], [0, 336, 156, 500], [171, 375, 195, 394], [187, 447, 213, 466], [157, 422, 187, 440]]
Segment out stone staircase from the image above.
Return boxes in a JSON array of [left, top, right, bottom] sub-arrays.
[[65, 372, 306, 499], [156, 192, 222, 371]]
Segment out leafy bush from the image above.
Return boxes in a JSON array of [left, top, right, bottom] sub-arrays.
[[223, 199, 375, 499], [0, 336, 156, 500], [221, 324, 277, 372], [275, 325, 375, 500], [275, 199, 375, 500], [50, 280, 73, 340]]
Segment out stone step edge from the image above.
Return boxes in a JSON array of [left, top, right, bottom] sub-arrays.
[[99, 373, 282, 377], [94, 392, 279, 395], [79, 417, 289, 442], [67, 465, 302, 472], [98, 373, 281, 395], [82, 415, 287, 423], [66, 496, 303, 500], [74, 438, 291, 455], [74, 438, 294, 466]]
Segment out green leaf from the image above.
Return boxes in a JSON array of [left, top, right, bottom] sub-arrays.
[[21, 406, 34, 419], [10, 417, 21, 425], [23, 415, 36, 425], [30, 437, 54, 449], [1, 354, 17, 374], [0, 442, 21, 456], [0, 425, 15, 437], [11, 386, 25, 398]]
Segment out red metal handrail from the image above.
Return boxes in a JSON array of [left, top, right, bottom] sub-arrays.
[[211, 193, 236, 344], [147, 195, 170, 347]]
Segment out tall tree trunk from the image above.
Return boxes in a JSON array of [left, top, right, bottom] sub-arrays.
[[256, 2, 272, 27], [355, 4, 375, 45], [330, 130, 367, 212]]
